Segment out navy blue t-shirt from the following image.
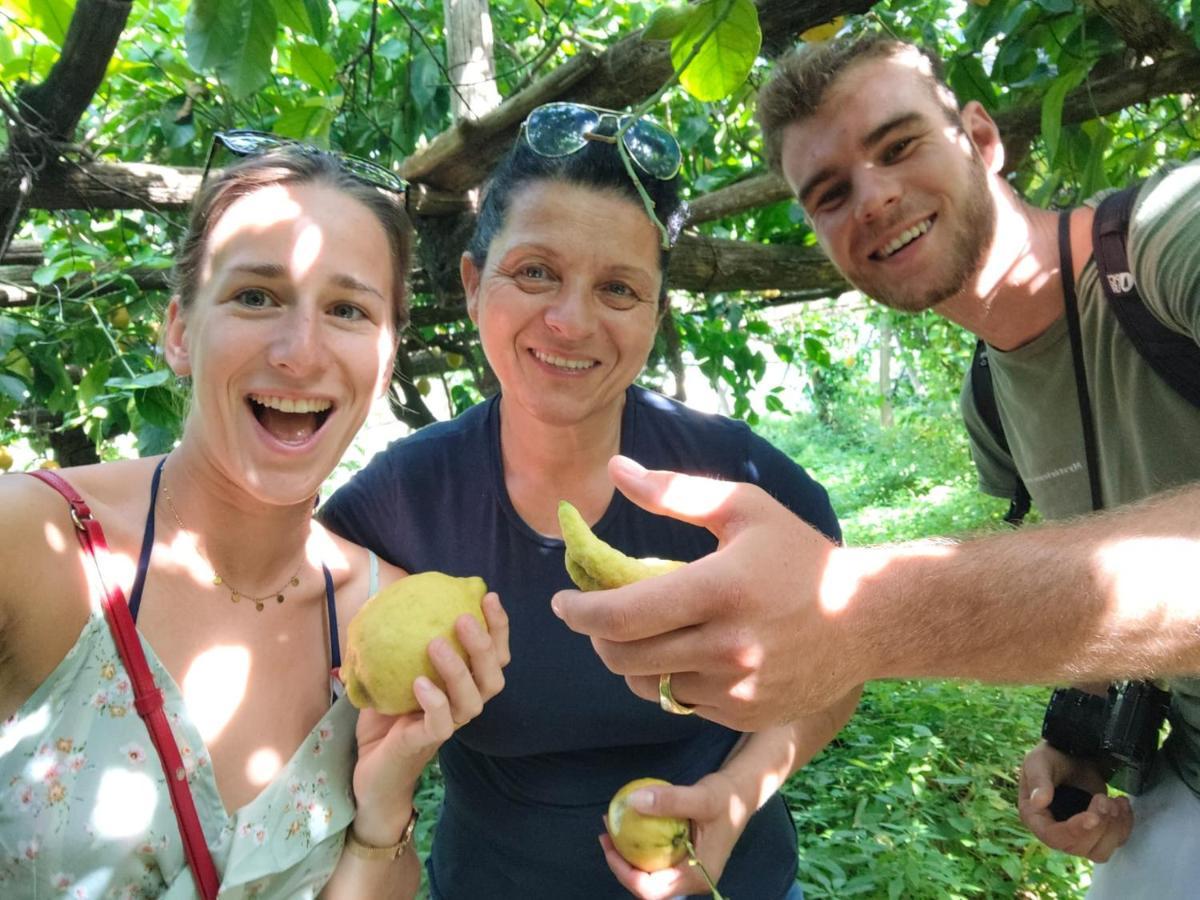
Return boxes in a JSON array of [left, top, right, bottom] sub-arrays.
[[320, 386, 840, 899]]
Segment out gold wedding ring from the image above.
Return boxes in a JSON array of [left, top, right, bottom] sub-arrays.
[[658, 673, 696, 716]]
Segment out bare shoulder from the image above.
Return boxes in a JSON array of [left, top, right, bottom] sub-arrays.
[[0, 459, 161, 687], [0, 470, 98, 715], [0, 471, 86, 610], [314, 524, 406, 619]]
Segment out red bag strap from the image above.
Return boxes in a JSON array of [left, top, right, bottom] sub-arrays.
[[28, 469, 221, 899]]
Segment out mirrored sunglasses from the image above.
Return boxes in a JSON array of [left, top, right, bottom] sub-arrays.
[[202, 129, 407, 194], [523, 102, 682, 181]]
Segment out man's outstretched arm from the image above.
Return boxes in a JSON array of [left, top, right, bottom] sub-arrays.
[[551, 456, 1200, 731]]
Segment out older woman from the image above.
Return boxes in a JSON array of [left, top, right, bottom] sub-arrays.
[[0, 146, 508, 899], [321, 104, 851, 899]]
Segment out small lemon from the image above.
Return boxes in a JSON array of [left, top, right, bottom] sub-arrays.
[[445, 352, 465, 369], [40, 459, 60, 470], [607, 778, 689, 872], [800, 17, 844, 42], [109, 307, 132, 329], [0, 446, 12, 471]]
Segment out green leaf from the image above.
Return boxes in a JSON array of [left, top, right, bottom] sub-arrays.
[[274, 101, 334, 141], [77, 360, 111, 407], [107, 369, 172, 390], [0, 372, 28, 404], [670, 0, 762, 103], [136, 423, 178, 457], [30, 263, 59, 287], [291, 42, 336, 92], [272, 0, 329, 43], [185, 0, 252, 73], [1194, 0, 1200, 49], [27, 0, 74, 46], [1040, 67, 1086, 163], [410, 49, 443, 111], [644, 3, 694, 41], [217, 0, 278, 99], [135, 386, 180, 429]]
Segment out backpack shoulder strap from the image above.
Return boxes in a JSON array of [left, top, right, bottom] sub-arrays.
[[1093, 184, 1200, 409], [970, 340, 1031, 525]]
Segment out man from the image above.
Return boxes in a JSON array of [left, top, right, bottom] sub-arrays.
[[550, 34, 1200, 893]]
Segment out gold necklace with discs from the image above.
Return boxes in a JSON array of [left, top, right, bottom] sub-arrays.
[[161, 480, 302, 612]]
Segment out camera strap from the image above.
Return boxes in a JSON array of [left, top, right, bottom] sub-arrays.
[[1059, 210, 1103, 513]]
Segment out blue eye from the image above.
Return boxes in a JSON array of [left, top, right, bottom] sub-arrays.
[[235, 288, 274, 309], [331, 302, 366, 321]]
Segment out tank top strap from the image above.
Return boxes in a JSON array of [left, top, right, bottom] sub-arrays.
[[128, 457, 167, 623], [134, 461, 341, 694], [322, 564, 339, 672]]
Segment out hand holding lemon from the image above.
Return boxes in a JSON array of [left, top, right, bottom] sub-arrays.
[[606, 778, 728, 900]]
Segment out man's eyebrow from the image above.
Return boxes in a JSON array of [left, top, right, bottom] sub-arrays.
[[230, 263, 384, 300], [861, 111, 924, 151], [798, 111, 926, 207]]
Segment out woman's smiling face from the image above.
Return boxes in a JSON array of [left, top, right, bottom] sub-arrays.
[[165, 180, 397, 503], [462, 179, 663, 430]]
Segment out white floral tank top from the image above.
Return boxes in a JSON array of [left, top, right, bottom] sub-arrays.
[[0, 472, 378, 898]]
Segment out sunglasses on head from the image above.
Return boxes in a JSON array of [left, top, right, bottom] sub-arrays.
[[522, 103, 682, 182], [201, 129, 407, 194]]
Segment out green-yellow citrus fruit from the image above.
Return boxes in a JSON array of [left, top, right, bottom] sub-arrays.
[[343, 571, 487, 715], [109, 307, 132, 329], [607, 778, 689, 872], [0, 446, 12, 471], [558, 500, 684, 590], [800, 17, 843, 42]]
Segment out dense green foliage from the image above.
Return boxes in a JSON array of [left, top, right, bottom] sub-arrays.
[[3, 0, 1198, 458], [771, 398, 1079, 897]]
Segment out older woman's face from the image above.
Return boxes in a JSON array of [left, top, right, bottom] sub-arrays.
[[165, 182, 397, 504], [462, 179, 663, 429]]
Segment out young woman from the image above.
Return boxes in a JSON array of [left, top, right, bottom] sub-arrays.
[[322, 103, 856, 899], [0, 147, 508, 899]]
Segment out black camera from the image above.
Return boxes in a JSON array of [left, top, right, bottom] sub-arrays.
[[1041, 681, 1170, 795]]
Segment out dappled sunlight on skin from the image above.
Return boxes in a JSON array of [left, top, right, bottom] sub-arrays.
[[747, 771, 778, 813], [309, 523, 351, 573], [1096, 536, 1199, 634], [164, 528, 222, 590], [42, 519, 66, 554], [201, 185, 303, 283], [246, 746, 284, 786], [657, 473, 738, 519], [92, 767, 159, 838], [291, 221, 324, 285], [821, 542, 955, 615], [729, 646, 764, 702], [182, 645, 250, 744]]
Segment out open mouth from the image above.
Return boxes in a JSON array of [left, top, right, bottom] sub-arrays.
[[530, 349, 599, 372], [870, 216, 933, 260], [247, 393, 333, 445]]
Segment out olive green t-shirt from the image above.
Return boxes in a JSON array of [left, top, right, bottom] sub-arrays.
[[960, 160, 1200, 794]]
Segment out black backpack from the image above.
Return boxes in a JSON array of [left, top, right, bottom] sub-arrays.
[[971, 183, 1200, 524]]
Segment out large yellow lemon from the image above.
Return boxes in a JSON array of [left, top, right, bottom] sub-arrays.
[[342, 571, 487, 715]]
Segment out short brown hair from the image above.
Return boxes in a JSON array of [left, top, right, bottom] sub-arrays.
[[173, 148, 413, 330], [756, 34, 957, 173]]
